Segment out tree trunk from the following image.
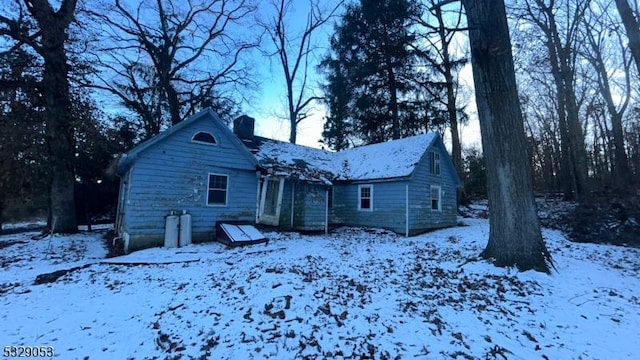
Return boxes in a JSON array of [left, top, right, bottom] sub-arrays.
[[289, 112, 298, 144], [562, 65, 589, 197], [386, 58, 400, 140], [585, 32, 631, 185], [166, 80, 182, 126], [462, 0, 552, 273], [0, 198, 4, 234], [530, 0, 589, 200], [615, 0, 640, 76], [435, 6, 463, 180], [31, 0, 78, 233]]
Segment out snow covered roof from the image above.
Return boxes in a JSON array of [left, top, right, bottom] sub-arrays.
[[253, 133, 438, 183]]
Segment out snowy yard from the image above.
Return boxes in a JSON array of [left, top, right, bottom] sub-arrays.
[[1, 219, 639, 359]]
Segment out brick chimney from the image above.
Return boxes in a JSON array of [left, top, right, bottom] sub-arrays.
[[233, 115, 255, 142]]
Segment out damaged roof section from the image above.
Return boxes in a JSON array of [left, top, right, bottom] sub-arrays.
[[252, 137, 335, 184], [252, 133, 438, 183]]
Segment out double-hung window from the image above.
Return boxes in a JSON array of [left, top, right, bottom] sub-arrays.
[[430, 152, 441, 175], [358, 185, 372, 211], [207, 174, 228, 206], [430, 185, 442, 211]]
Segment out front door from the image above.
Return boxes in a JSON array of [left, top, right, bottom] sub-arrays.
[[259, 178, 284, 226]]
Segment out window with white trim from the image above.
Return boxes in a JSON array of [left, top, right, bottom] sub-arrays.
[[430, 185, 442, 211], [192, 131, 217, 145], [430, 151, 440, 175], [358, 185, 372, 211], [207, 174, 228, 206]]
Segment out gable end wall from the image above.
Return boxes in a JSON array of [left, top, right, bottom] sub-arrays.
[[408, 139, 458, 233], [121, 117, 258, 251]]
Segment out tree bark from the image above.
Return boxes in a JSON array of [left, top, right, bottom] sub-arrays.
[[462, 0, 552, 272], [27, 0, 78, 233], [615, 0, 640, 76]]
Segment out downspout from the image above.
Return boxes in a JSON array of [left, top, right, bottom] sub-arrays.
[[255, 172, 261, 224], [115, 173, 125, 232], [290, 181, 295, 229], [405, 184, 409, 237], [325, 187, 329, 234]]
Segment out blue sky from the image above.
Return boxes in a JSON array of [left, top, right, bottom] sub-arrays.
[[245, 0, 341, 148]]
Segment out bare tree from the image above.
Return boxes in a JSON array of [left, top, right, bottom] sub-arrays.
[[461, 0, 553, 272], [416, 0, 467, 182], [90, 0, 258, 137], [258, 0, 343, 144], [520, 0, 591, 201], [0, 0, 79, 233], [582, 3, 632, 185], [614, 0, 640, 76]]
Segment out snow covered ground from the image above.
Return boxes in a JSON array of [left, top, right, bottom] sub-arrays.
[[1, 219, 639, 359]]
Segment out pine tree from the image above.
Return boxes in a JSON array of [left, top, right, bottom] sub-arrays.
[[321, 0, 432, 146]]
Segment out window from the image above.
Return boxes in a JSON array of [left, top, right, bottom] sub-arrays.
[[430, 185, 441, 211], [358, 185, 372, 211], [207, 174, 228, 206], [430, 152, 440, 175], [192, 131, 217, 145]]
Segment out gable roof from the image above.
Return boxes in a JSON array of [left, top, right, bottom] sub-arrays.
[[117, 108, 258, 174], [254, 133, 439, 183]]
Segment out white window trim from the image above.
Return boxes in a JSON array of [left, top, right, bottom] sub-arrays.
[[207, 173, 228, 206], [191, 131, 218, 146], [430, 151, 441, 176], [430, 185, 442, 212], [358, 184, 373, 211]]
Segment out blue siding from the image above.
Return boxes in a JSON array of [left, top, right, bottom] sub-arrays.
[[278, 180, 294, 230], [296, 182, 327, 231], [121, 115, 258, 252], [330, 181, 409, 234], [330, 137, 458, 235], [408, 138, 458, 233], [278, 180, 327, 231]]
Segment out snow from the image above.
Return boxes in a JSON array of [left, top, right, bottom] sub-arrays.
[[255, 133, 436, 182], [1, 219, 639, 359]]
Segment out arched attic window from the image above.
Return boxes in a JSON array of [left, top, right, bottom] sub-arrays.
[[191, 131, 217, 145]]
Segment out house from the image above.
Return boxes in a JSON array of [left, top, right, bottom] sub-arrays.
[[115, 109, 460, 253]]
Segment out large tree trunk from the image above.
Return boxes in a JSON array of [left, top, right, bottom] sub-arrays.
[[615, 0, 640, 76], [462, 0, 552, 273], [30, 0, 78, 233]]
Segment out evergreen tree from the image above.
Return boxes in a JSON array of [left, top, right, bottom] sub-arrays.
[[320, 58, 353, 150], [321, 0, 433, 146]]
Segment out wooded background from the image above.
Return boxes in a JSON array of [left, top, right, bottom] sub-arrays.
[[1, 0, 638, 233]]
